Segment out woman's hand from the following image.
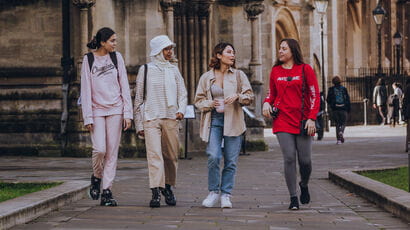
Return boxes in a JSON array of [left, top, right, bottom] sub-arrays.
[[85, 124, 93, 132], [305, 119, 316, 135], [262, 102, 272, 118], [176, 112, 184, 120], [137, 130, 144, 138], [213, 99, 221, 106], [225, 94, 239, 104], [373, 104, 377, 109], [123, 119, 131, 131]]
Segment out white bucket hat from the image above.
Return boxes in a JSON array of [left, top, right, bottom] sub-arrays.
[[149, 35, 176, 57]]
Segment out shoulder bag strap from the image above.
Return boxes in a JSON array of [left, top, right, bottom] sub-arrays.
[[109, 52, 118, 70], [143, 64, 148, 101], [86, 52, 94, 71], [300, 64, 306, 121], [236, 70, 242, 94]]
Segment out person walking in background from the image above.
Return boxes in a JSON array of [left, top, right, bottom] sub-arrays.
[[134, 35, 187, 208], [195, 42, 254, 209], [372, 78, 387, 125], [326, 76, 350, 144], [392, 82, 404, 124], [315, 92, 325, 140], [81, 27, 133, 206], [262, 38, 320, 210], [386, 83, 400, 127]]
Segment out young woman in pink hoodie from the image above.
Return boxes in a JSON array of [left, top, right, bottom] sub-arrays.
[[80, 27, 133, 206]]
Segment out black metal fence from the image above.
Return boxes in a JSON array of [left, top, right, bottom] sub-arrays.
[[337, 67, 410, 103]]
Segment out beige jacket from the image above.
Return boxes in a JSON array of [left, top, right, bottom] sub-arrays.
[[194, 68, 254, 142]]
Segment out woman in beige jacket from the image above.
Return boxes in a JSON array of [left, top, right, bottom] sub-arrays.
[[194, 42, 254, 208]]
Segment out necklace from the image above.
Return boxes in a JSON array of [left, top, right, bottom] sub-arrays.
[[282, 63, 293, 69]]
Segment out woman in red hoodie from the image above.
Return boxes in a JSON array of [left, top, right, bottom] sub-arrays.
[[262, 38, 320, 210]]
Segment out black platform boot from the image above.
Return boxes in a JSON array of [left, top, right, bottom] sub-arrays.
[[150, 187, 161, 208], [88, 174, 101, 200], [100, 189, 118, 206], [161, 184, 176, 206]]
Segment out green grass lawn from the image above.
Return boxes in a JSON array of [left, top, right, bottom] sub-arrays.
[[358, 167, 409, 192], [0, 182, 62, 202]]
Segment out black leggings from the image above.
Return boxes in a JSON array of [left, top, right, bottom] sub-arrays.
[[276, 132, 312, 197]]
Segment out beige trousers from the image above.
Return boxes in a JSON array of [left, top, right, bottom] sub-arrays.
[[143, 119, 179, 188]]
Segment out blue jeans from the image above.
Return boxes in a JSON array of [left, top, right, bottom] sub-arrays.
[[206, 111, 243, 195]]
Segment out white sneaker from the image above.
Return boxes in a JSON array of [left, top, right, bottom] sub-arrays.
[[202, 191, 220, 207], [220, 193, 232, 208]]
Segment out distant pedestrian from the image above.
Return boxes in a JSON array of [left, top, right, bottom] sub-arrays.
[[393, 82, 404, 124], [195, 42, 254, 209], [386, 91, 400, 127], [326, 76, 350, 144], [262, 38, 320, 210], [315, 92, 325, 140], [133, 35, 187, 208], [81, 27, 133, 206], [372, 78, 387, 125]]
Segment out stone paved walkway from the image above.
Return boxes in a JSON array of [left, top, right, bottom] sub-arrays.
[[3, 125, 410, 229]]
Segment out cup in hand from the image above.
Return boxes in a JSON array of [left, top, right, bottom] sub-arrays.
[[215, 98, 225, 113]]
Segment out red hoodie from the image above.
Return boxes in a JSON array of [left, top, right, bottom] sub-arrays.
[[264, 64, 320, 134]]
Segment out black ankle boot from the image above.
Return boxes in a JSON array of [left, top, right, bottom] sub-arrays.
[[161, 184, 176, 206], [288, 196, 299, 210], [150, 187, 161, 208], [299, 182, 310, 204], [88, 174, 101, 200], [100, 189, 117, 206]]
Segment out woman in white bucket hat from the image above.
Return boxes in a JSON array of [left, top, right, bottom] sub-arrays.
[[134, 35, 187, 208]]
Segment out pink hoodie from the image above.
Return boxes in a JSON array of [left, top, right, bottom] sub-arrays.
[[80, 52, 133, 126]]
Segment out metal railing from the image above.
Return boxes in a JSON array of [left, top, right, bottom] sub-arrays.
[[337, 68, 410, 103]]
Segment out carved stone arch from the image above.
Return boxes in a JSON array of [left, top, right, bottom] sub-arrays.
[[273, 7, 300, 57], [272, 7, 299, 60]]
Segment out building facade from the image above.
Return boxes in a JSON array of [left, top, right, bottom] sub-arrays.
[[0, 0, 409, 156]]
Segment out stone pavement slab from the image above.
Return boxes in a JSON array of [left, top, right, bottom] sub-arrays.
[[0, 181, 88, 230], [2, 125, 410, 229]]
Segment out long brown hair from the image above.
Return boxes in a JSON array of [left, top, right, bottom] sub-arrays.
[[376, 78, 385, 86], [274, 38, 304, 67], [209, 42, 236, 69]]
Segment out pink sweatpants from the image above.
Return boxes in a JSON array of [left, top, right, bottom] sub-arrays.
[[90, 114, 123, 190]]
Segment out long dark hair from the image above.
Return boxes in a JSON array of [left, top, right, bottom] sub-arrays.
[[209, 42, 236, 69], [274, 38, 304, 67], [376, 78, 385, 86], [87, 27, 115, 49]]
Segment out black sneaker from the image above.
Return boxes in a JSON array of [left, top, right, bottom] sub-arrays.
[[161, 184, 176, 206], [299, 182, 310, 204], [150, 187, 161, 208], [88, 174, 101, 200], [288, 196, 299, 210], [100, 189, 118, 206]]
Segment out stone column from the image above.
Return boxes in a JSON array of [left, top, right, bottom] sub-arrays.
[[73, 0, 95, 57], [197, 2, 213, 75], [186, 2, 196, 103], [161, 0, 178, 41], [244, 1, 264, 117], [72, 0, 95, 81]]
